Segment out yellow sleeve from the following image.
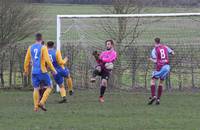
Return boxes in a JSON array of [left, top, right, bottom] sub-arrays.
[[56, 50, 66, 65], [42, 46, 56, 73], [24, 47, 31, 74]]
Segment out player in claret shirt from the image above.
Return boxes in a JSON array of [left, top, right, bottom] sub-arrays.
[[148, 38, 174, 105], [91, 40, 117, 103]]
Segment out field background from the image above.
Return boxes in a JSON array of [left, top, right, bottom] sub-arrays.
[[1, 3, 200, 130]]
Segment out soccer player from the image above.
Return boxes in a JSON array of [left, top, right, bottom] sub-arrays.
[[47, 41, 74, 103], [24, 33, 57, 112], [35, 36, 47, 100], [148, 38, 174, 105], [90, 39, 117, 103]]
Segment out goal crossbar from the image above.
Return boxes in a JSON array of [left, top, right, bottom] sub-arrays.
[[57, 13, 200, 19]]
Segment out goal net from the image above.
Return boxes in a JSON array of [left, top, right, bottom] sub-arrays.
[[56, 13, 200, 90]]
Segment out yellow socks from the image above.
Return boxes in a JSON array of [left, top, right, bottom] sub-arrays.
[[67, 77, 73, 92], [60, 84, 66, 97], [33, 90, 39, 109], [39, 87, 52, 105]]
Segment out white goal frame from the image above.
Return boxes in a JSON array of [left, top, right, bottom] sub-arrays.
[[56, 13, 200, 92]]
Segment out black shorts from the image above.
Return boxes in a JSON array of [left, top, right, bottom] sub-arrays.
[[94, 69, 111, 80], [100, 69, 110, 80], [94, 65, 111, 80]]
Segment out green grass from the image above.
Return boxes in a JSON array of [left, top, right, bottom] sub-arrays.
[[0, 90, 200, 130]]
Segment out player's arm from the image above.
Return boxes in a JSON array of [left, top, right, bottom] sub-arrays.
[[56, 50, 68, 65], [92, 51, 100, 60], [24, 47, 31, 76], [166, 46, 175, 55], [42, 46, 57, 74], [170, 49, 175, 55], [109, 51, 117, 62], [149, 58, 156, 63], [92, 51, 102, 63], [149, 48, 157, 63]]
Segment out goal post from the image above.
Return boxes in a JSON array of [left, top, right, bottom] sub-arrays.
[[56, 13, 200, 91]]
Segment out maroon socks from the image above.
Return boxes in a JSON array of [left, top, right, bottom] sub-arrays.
[[151, 85, 156, 97], [157, 85, 163, 99]]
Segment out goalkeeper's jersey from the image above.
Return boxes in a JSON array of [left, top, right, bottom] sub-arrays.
[[99, 48, 117, 63]]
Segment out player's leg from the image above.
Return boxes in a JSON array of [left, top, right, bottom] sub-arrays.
[[66, 75, 74, 96], [39, 87, 43, 100], [156, 65, 170, 105], [90, 65, 101, 82], [32, 74, 40, 112], [61, 67, 74, 96], [39, 73, 53, 111], [99, 79, 107, 103], [58, 83, 67, 103], [99, 70, 109, 103], [156, 79, 164, 105], [33, 88, 40, 112], [54, 70, 67, 103], [39, 83, 47, 101], [148, 78, 157, 105]]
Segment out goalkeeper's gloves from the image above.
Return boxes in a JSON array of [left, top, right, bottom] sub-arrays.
[[92, 51, 100, 60]]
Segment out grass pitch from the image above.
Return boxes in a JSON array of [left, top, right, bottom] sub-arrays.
[[0, 90, 199, 130]]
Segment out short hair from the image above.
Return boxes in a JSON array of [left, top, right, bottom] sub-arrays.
[[47, 41, 54, 48], [105, 39, 114, 45], [35, 33, 42, 41], [154, 38, 160, 44], [41, 41, 45, 45]]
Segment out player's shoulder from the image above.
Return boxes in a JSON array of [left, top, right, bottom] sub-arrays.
[[41, 45, 48, 50], [152, 47, 156, 51], [48, 48, 55, 51], [26, 46, 32, 53], [31, 43, 43, 48], [30, 43, 36, 48], [55, 49, 61, 54], [160, 43, 169, 48], [28, 45, 32, 49], [111, 49, 117, 54], [29, 43, 38, 50]]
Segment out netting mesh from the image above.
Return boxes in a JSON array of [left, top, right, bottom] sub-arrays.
[[58, 16, 200, 90], [61, 16, 200, 43]]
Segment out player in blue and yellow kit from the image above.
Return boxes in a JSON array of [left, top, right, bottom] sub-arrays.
[[24, 33, 57, 112], [47, 41, 74, 103]]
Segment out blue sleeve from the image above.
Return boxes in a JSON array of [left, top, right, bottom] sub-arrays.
[[151, 48, 156, 59], [166, 46, 173, 53]]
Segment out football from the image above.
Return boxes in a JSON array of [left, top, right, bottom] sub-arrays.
[[105, 62, 114, 70]]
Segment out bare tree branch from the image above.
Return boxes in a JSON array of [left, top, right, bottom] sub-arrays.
[[0, 0, 43, 48]]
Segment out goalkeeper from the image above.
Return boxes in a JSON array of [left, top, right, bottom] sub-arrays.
[[91, 40, 117, 103]]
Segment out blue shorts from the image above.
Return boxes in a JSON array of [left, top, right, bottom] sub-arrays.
[[32, 73, 52, 88], [53, 67, 70, 85], [152, 65, 170, 80]]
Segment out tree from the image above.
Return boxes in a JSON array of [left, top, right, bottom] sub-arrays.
[[0, 0, 42, 87], [101, 0, 143, 87], [0, 0, 42, 48]]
